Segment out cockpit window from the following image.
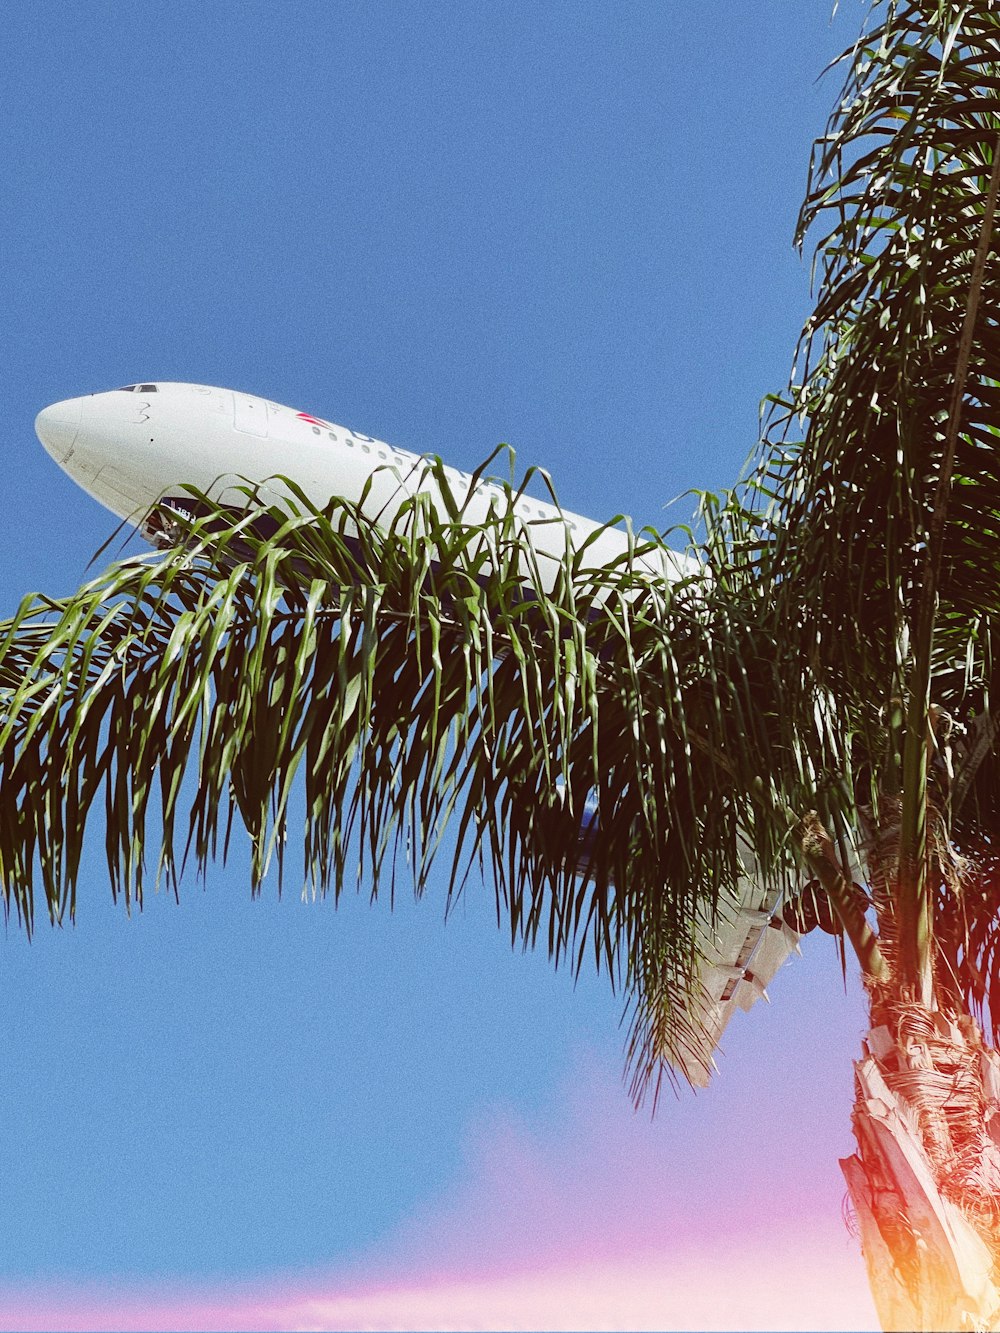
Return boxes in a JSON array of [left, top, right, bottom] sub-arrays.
[[116, 385, 138, 392], [138, 384, 158, 393]]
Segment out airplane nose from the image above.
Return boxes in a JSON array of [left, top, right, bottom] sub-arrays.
[[35, 397, 84, 463]]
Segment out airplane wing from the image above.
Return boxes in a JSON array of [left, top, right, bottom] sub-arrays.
[[672, 885, 803, 1087]]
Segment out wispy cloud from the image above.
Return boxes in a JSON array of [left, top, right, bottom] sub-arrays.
[[0, 1244, 874, 1332], [0, 1051, 877, 1331]]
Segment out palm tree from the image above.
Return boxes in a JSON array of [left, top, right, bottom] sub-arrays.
[[4, 1, 1000, 1326]]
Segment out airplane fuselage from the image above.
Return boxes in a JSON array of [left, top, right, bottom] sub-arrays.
[[35, 382, 676, 591]]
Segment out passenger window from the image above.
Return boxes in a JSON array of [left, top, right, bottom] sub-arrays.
[[312, 427, 321, 435]]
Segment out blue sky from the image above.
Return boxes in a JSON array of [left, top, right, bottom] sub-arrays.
[[1, 3, 879, 1329]]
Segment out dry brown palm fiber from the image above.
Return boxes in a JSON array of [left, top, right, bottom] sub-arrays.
[[874, 1000, 1000, 1254]]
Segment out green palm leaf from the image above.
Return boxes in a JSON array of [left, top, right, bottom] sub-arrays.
[[0, 465, 840, 1097], [751, 0, 1000, 996]]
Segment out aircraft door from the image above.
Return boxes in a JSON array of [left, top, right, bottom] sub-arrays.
[[233, 393, 269, 436]]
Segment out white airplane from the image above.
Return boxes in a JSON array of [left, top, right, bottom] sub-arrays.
[[34, 381, 681, 591], [34, 381, 803, 1084]]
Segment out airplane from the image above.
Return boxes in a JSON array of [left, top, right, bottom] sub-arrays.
[[34, 381, 682, 591], [34, 380, 804, 1084]]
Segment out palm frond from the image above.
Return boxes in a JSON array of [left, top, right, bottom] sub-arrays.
[[761, 0, 1000, 696], [743, 0, 1000, 994], [0, 465, 843, 1096]]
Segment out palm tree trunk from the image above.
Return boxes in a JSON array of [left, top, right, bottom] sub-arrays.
[[841, 1002, 1000, 1330]]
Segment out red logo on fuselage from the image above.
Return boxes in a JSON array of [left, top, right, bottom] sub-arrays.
[[296, 412, 331, 428]]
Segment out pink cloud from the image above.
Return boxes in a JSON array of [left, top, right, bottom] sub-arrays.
[[356, 1048, 868, 1284], [0, 1049, 878, 1331], [274, 1245, 874, 1332], [0, 1243, 874, 1332]]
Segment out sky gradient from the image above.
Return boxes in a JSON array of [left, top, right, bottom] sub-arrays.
[[2, 3, 878, 1329]]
